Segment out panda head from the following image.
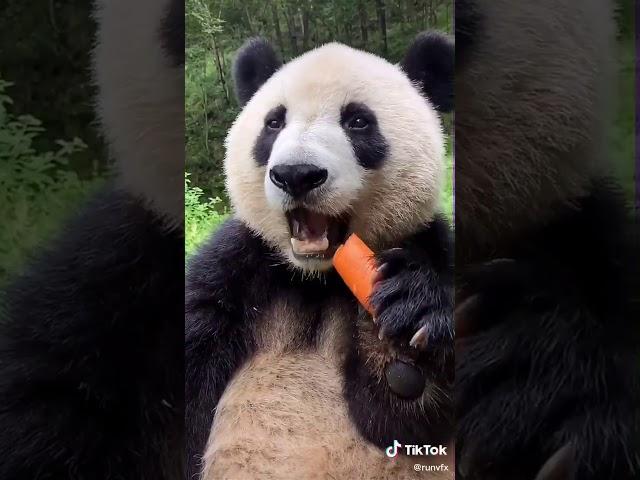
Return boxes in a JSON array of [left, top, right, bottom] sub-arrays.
[[455, 0, 616, 255], [93, 0, 184, 229], [225, 34, 453, 273]]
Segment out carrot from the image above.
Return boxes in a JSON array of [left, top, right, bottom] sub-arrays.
[[333, 233, 377, 314]]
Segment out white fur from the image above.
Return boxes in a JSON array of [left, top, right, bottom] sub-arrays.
[[203, 300, 454, 479], [264, 120, 363, 214], [225, 43, 446, 272], [93, 0, 183, 229], [456, 0, 616, 257]]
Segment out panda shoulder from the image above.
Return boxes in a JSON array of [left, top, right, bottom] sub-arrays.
[[186, 218, 272, 302]]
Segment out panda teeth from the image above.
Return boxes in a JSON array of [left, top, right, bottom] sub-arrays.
[[290, 235, 330, 255], [292, 218, 302, 237]]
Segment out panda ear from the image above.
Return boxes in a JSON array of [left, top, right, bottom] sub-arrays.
[[232, 37, 282, 107], [401, 32, 454, 113]]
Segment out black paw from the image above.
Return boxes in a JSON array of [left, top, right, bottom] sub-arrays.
[[369, 246, 453, 352], [455, 258, 640, 479], [455, 258, 547, 338]]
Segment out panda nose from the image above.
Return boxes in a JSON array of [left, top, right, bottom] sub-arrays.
[[269, 164, 328, 198]]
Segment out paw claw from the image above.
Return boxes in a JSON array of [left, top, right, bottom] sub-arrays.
[[410, 325, 429, 349], [534, 443, 575, 480], [373, 262, 389, 284], [378, 326, 386, 341]]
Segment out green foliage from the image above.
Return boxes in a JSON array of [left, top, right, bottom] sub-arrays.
[[0, 79, 103, 284], [441, 149, 453, 220], [0, 1, 107, 173], [608, 38, 635, 200], [185, 173, 228, 256]]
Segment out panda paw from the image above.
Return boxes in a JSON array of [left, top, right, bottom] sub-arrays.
[[455, 258, 640, 479], [369, 246, 453, 353]]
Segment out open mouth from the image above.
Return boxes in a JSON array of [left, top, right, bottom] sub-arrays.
[[285, 208, 350, 260]]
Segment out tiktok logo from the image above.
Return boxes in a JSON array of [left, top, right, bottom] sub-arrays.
[[385, 440, 402, 458], [385, 441, 448, 458]]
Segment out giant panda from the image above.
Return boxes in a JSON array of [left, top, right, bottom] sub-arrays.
[[0, 0, 184, 477], [185, 34, 455, 478], [454, 0, 640, 479]]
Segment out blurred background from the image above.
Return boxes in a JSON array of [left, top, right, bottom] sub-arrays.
[[0, 1, 634, 277], [0, 2, 107, 287], [185, 0, 454, 255]]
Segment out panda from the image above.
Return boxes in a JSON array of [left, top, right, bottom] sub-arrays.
[[185, 34, 455, 479], [454, 0, 640, 478], [0, 0, 184, 477]]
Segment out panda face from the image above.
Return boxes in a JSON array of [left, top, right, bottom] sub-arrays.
[[225, 42, 447, 273]]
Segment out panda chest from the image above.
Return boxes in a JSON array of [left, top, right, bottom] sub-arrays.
[[202, 299, 421, 479]]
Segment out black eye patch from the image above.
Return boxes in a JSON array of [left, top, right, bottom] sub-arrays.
[[340, 103, 388, 170], [253, 105, 287, 166]]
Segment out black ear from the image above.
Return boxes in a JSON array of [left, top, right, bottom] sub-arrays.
[[232, 37, 282, 107], [401, 32, 454, 113]]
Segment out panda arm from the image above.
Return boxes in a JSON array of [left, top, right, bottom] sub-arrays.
[[0, 187, 183, 478], [455, 185, 640, 479], [185, 218, 269, 479], [343, 214, 454, 449]]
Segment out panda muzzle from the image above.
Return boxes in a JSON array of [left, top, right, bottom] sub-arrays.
[[286, 208, 348, 258]]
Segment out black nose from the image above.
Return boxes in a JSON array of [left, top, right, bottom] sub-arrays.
[[269, 164, 328, 198]]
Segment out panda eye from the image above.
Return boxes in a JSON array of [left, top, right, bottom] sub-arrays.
[[347, 115, 369, 130], [266, 118, 283, 130]]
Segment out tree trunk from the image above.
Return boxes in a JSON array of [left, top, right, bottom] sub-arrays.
[[244, 4, 255, 34], [430, 0, 438, 26], [375, 0, 387, 55], [302, 2, 310, 51], [311, 11, 318, 45], [358, 0, 368, 47], [445, 1, 450, 32], [270, 1, 286, 58], [283, 5, 299, 56], [342, 1, 353, 44], [401, 0, 408, 25], [211, 34, 230, 106], [201, 48, 209, 154]]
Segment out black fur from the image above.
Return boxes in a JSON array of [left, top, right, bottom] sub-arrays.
[[344, 215, 454, 449], [340, 102, 389, 170], [160, 0, 185, 67], [0, 186, 184, 479], [185, 219, 351, 478], [455, 182, 640, 479], [455, 0, 482, 69], [232, 38, 282, 107], [370, 216, 453, 346], [185, 217, 454, 478], [401, 32, 454, 113], [253, 104, 287, 166]]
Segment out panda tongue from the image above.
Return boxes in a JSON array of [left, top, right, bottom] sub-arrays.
[[290, 210, 330, 254]]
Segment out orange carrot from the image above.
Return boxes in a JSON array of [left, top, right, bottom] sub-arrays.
[[333, 233, 377, 314]]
